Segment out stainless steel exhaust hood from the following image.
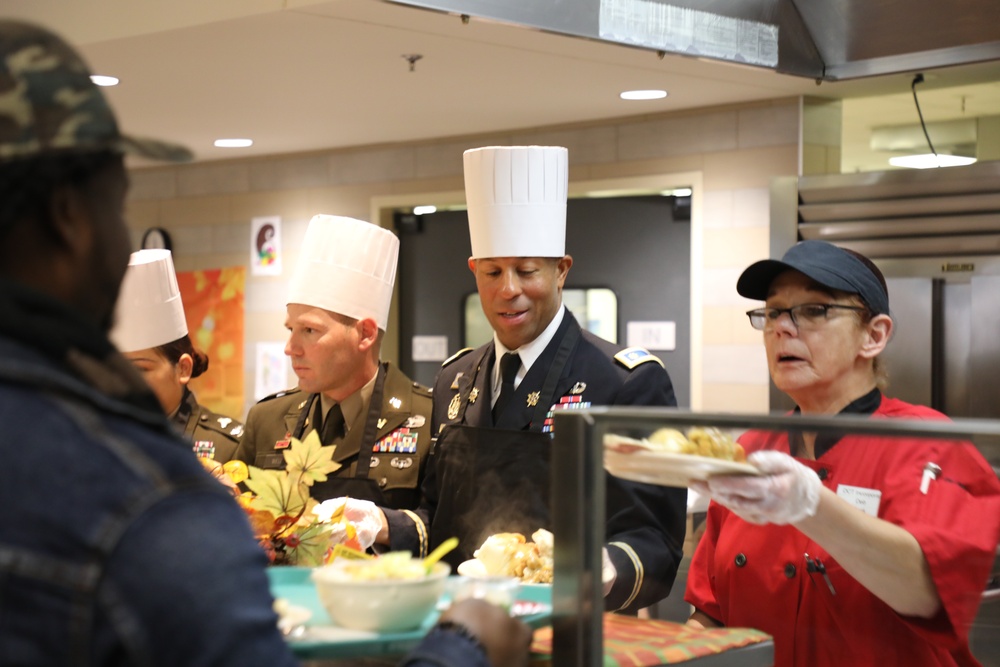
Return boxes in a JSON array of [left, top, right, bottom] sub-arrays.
[[385, 0, 1000, 80]]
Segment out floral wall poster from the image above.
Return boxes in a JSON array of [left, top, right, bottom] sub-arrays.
[[251, 215, 282, 276], [176, 266, 246, 420]]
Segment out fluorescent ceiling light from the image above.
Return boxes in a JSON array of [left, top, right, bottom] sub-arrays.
[[620, 89, 667, 101], [413, 205, 437, 215], [214, 138, 253, 148], [888, 154, 977, 169], [671, 187, 692, 197], [90, 75, 119, 87]]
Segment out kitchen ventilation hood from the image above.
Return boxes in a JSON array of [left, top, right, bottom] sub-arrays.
[[386, 0, 1000, 81]]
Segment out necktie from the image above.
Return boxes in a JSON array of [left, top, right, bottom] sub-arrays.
[[321, 403, 346, 444], [492, 352, 521, 423]]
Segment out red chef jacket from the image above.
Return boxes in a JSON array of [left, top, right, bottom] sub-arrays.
[[686, 395, 1000, 667]]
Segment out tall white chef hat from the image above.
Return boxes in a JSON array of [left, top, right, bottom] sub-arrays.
[[287, 214, 399, 330], [110, 249, 189, 353], [463, 145, 568, 259]]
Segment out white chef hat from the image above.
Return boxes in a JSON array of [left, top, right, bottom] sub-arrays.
[[110, 249, 189, 353], [463, 145, 568, 259], [287, 215, 399, 330]]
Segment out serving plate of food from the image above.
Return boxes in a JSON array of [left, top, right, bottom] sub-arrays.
[[456, 530, 554, 584], [604, 427, 760, 488], [267, 563, 552, 659]]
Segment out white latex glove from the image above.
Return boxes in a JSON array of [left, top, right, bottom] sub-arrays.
[[312, 497, 383, 550], [601, 547, 617, 597], [341, 498, 384, 551], [694, 450, 822, 525]]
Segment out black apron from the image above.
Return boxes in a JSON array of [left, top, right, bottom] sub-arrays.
[[429, 327, 579, 568], [288, 363, 389, 505]]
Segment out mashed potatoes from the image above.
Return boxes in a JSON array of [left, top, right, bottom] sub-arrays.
[[470, 529, 553, 583]]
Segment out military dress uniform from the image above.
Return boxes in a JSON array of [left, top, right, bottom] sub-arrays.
[[234, 362, 433, 510], [174, 387, 243, 463], [383, 310, 688, 613]]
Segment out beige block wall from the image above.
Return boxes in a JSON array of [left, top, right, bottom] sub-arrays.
[[127, 98, 802, 419]]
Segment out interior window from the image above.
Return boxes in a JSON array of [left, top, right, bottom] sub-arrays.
[[463, 288, 618, 348]]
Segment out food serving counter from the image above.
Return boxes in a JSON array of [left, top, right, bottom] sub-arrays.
[[550, 407, 1000, 667]]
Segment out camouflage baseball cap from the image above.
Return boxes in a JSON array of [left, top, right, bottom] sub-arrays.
[[0, 20, 192, 163]]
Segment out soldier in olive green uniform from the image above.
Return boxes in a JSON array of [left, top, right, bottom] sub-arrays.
[[233, 214, 433, 510], [111, 250, 244, 462], [175, 387, 244, 462], [239, 363, 432, 508]]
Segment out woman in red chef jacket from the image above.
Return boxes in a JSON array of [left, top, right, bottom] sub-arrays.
[[685, 240, 1000, 666]]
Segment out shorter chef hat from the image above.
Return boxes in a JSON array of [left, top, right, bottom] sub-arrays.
[[464, 145, 568, 259], [110, 249, 189, 353], [287, 215, 399, 330]]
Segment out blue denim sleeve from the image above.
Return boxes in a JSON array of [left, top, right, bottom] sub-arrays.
[[98, 486, 299, 667], [398, 626, 492, 667]]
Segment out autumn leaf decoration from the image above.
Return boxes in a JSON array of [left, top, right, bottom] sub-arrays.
[[239, 431, 346, 566]]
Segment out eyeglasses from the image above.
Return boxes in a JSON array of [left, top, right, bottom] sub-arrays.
[[746, 303, 869, 331]]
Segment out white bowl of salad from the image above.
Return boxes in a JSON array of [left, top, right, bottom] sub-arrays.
[[311, 552, 451, 633]]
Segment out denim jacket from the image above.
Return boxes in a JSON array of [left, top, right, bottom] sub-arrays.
[[0, 332, 298, 667], [0, 279, 496, 667]]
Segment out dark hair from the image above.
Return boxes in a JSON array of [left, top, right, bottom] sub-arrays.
[[0, 150, 122, 240], [156, 335, 210, 379]]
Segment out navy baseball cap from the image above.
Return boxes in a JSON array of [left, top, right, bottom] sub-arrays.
[[736, 240, 890, 315]]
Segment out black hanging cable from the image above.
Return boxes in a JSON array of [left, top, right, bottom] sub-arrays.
[[911, 73, 937, 156]]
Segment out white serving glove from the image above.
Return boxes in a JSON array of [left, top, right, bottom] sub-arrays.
[[312, 497, 383, 551], [601, 547, 617, 597], [341, 498, 384, 550], [694, 450, 822, 525]]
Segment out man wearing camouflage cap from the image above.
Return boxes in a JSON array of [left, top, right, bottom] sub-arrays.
[[0, 20, 530, 667], [0, 20, 298, 665]]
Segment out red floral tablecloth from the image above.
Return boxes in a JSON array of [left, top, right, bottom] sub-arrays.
[[530, 614, 771, 666]]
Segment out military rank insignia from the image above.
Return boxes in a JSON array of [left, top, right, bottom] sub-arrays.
[[373, 428, 419, 454], [614, 347, 664, 369], [192, 441, 215, 459], [542, 395, 592, 434]]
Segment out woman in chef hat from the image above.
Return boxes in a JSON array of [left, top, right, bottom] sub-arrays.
[[111, 249, 244, 462]]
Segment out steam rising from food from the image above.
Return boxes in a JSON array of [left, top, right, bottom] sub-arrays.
[[463, 529, 554, 583]]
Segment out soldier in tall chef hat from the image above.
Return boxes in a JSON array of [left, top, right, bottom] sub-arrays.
[[111, 248, 244, 462], [233, 214, 433, 537], [340, 146, 688, 613]]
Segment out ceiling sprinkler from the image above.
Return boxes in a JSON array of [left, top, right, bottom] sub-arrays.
[[402, 54, 423, 72]]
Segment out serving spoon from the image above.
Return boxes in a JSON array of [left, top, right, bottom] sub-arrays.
[[423, 537, 459, 573]]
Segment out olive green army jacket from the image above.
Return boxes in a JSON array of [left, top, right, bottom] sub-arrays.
[[233, 362, 433, 510]]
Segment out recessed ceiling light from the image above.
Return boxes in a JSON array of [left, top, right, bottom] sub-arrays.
[[413, 205, 437, 215], [888, 154, 977, 169], [90, 75, 119, 87], [214, 138, 253, 148], [620, 89, 667, 101]]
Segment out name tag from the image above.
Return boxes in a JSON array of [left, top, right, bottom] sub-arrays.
[[836, 484, 881, 517]]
